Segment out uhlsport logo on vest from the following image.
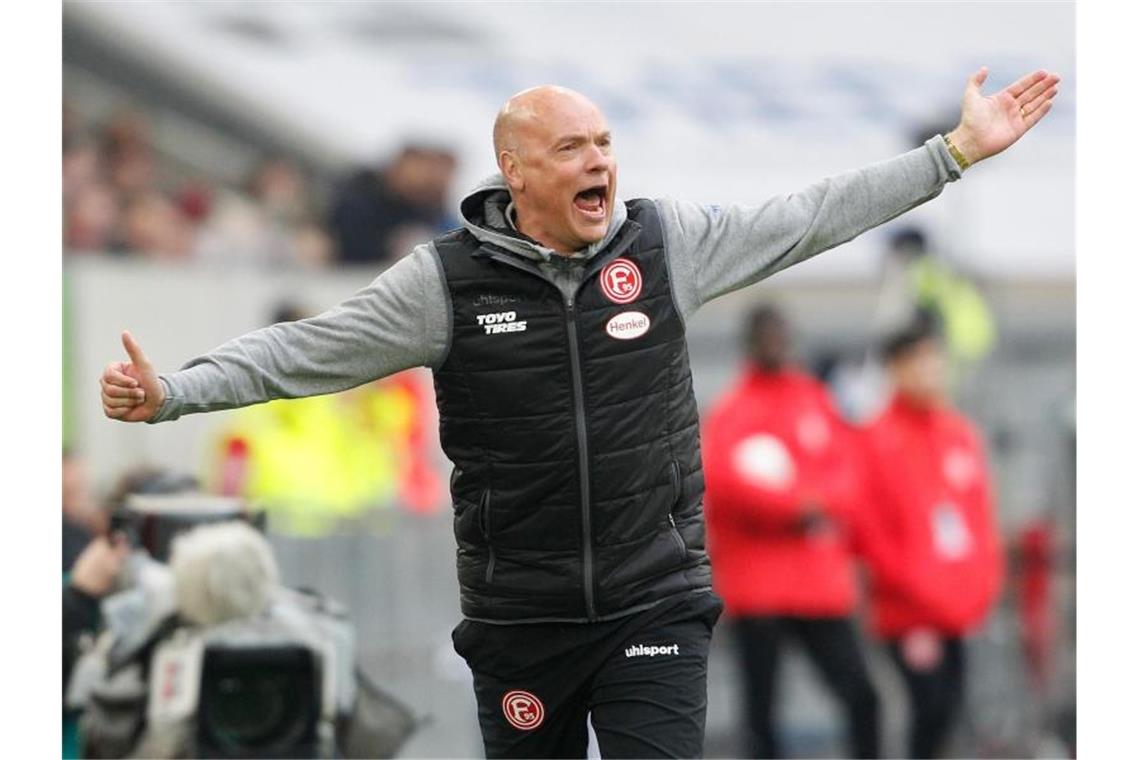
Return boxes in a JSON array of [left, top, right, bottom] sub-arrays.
[[625, 643, 680, 658], [600, 257, 643, 304], [501, 689, 545, 731]]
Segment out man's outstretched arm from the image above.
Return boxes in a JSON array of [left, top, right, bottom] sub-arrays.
[[658, 67, 1061, 320], [100, 246, 450, 423]]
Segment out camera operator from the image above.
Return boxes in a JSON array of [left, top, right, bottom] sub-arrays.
[[64, 463, 196, 759], [67, 498, 415, 759]]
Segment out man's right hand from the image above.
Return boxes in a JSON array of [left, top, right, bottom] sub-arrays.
[[100, 331, 165, 422]]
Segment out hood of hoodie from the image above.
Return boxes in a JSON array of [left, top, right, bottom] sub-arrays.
[[458, 173, 628, 263]]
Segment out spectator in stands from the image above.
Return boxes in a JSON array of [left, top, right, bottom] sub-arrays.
[[101, 108, 158, 198], [120, 190, 195, 260], [63, 137, 102, 205], [62, 102, 335, 267], [293, 220, 335, 268], [703, 305, 880, 758], [855, 316, 1004, 758], [195, 157, 332, 268], [64, 181, 121, 253], [63, 127, 122, 253], [175, 178, 215, 226], [329, 143, 458, 265]]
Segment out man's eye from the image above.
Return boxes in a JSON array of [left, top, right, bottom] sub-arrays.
[[559, 144, 575, 152]]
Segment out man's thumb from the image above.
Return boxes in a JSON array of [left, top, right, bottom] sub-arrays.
[[122, 331, 151, 369], [968, 66, 988, 93]]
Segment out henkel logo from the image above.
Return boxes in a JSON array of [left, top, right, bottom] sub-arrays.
[[605, 311, 651, 340], [600, 258, 643, 304], [502, 690, 545, 731]]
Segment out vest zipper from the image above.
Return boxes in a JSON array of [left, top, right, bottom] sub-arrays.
[[480, 489, 496, 585], [566, 293, 598, 620], [473, 246, 653, 623], [668, 460, 686, 558]]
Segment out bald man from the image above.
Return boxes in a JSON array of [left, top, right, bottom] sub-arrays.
[[101, 71, 1059, 757]]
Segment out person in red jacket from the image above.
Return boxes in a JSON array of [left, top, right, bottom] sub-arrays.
[[855, 316, 1004, 759], [703, 305, 879, 758]]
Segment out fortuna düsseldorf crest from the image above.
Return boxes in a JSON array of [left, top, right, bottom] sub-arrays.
[[600, 258, 643, 304], [501, 690, 545, 731]]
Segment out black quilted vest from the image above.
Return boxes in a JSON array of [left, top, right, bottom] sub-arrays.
[[431, 199, 711, 623]]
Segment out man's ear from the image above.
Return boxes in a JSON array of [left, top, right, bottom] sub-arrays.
[[499, 151, 525, 192]]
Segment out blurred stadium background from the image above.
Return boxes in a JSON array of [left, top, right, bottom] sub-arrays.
[[61, 2, 1074, 757]]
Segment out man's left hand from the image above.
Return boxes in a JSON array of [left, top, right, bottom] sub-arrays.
[[946, 67, 1061, 166]]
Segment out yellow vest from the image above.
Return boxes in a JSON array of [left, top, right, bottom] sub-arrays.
[[211, 390, 407, 537], [910, 257, 996, 362]]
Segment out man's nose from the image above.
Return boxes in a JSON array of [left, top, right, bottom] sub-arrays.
[[583, 142, 610, 171]]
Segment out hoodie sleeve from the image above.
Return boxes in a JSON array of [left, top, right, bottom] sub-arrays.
[[657, 135, 963, 322], [149, 244, 450, 423]]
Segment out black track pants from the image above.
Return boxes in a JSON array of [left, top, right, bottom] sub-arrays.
[[451, 591, 724, 758], [887, 636, 965, 759], [731, 616, 881, 759]]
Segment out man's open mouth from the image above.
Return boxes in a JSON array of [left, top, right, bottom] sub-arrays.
[[573, 185, 608, 218]]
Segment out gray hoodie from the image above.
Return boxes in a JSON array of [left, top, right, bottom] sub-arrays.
[[151, 135, 961, 422]]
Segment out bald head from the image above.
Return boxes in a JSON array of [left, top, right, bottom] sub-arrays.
[[490, 85, 617, 255], [493, 86, 601, 161]]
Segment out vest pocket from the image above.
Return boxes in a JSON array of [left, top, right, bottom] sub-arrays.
[[480, 489, 496, 584], [668, 460, 686, 559]]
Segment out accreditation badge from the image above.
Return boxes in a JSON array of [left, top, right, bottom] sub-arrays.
[[931, 500, 974, 560]]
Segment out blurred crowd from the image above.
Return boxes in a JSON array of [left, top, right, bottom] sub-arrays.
[[62, 100, 458, 267]]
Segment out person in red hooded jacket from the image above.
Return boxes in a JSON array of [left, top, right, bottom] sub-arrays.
[[703, 305, 880, 758], [855, 316, 1004, 759]]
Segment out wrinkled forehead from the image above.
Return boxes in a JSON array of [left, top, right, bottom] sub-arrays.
[[518, 94, 609, 147]]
